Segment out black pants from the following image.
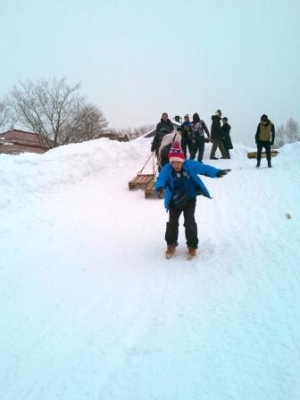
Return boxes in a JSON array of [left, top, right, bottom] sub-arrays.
[[257, 141, 271, 165], [181, 135, 189, 157], [165, 198, 198, 249], [188, 137, 205, 162]]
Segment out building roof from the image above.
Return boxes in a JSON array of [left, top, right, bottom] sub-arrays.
[[0, 129, 54, 154]]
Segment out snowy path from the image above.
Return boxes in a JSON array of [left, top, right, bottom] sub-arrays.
[[1, 139, 300, 400]]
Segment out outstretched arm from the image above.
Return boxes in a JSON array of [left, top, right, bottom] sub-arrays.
[[255, 124, 260, 144], [151, 132, 160, 153], [271, 124, 275, 145], [203, 121, 210, 138], [195, 162, 222, 178]]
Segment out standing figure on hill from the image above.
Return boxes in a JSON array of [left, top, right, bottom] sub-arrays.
[[221, 117, 233, 159], [151, 112, 174, 171], [155, 141, 230, 260], [178, 114, 191, 157], [188, 113, 210, 162], [255, 114, 275, 168], [210, 109, 227, 160]]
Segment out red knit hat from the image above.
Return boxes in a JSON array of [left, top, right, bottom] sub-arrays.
[[168, 141, 185, 163]]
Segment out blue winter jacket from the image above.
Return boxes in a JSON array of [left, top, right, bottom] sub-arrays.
[[155, 159, 221, 210]]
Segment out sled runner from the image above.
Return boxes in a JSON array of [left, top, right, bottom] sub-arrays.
[[128, 153, 158, 198], [247, 149, 279, 159], [145, 181, 156, 198]]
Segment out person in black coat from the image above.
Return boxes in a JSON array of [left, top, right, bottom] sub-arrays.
[[178, 114, 191, 157], [188, 113, 210, 162], [151, 112, 174, 156], [221, 117, 233, 159], [210, 110, 227, 159]]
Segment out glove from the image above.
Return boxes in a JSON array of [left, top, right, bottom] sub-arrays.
[[217, 169, 231, 178], [270, 141, 274, 146], [157, 188, 164, 199]]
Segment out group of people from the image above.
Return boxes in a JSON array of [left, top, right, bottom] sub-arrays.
[[151, 110, 233, 171], [152, 111, 275, 259]]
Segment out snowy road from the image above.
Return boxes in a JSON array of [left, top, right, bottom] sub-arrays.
[[1, 139, 300, 400]]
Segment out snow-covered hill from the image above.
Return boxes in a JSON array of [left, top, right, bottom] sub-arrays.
[[1, 138, 300, 400]]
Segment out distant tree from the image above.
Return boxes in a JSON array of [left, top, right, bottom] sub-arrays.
[[0, 100, 16, 131], [133, 124, 155, 138], [60, 103, 109, 144], [286, 118, 300, 142], [275, 124, 285, 148], [275, 118, 300, 147], [6, 78, 84, 146], [0, 101, 7, 130], [109, 124, 155, 141]]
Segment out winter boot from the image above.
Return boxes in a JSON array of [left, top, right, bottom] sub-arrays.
[[267, 159, 272, 168], [187, 247, 197, 259], [256, 158, 261, 168], [165, 245, 176, 259], [210, 156, 219, 160]]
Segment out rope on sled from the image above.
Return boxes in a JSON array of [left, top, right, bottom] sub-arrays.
[[137, 152, 158, 176]]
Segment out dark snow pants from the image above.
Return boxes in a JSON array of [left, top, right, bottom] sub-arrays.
[[165, 198, 198, 249], [257, 140, 271, 166], [210, 137, 227, 158], [188, 137, 205, 162]]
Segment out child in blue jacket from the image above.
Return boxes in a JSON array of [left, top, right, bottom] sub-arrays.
[[155, 141, 230, 259]]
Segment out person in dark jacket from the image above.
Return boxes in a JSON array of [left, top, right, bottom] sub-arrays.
[[155, 141, 230, 259], [188, 113, 210, 162], [178, 114, 191, 157], [210, 109, 227, 159], [151, 112, 174, 171], [255, 114, 275, 168], [221, 117, 233, 159], [151, 112, 174, 155]]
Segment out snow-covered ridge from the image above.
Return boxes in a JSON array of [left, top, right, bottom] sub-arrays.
[[1, 137, 300, 400], [0, 137, 298, 209]]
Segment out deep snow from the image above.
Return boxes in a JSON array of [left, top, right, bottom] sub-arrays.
[[1, 137, 300, 400]]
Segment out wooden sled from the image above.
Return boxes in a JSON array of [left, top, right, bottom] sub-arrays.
[[247, 149, 279, 159], [128, 153, 158, 198], [128, 173, 155, 190], [145, 181, 157, 198]]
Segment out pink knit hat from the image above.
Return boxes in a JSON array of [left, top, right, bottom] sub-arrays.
[[168, 141, 185, 163]]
